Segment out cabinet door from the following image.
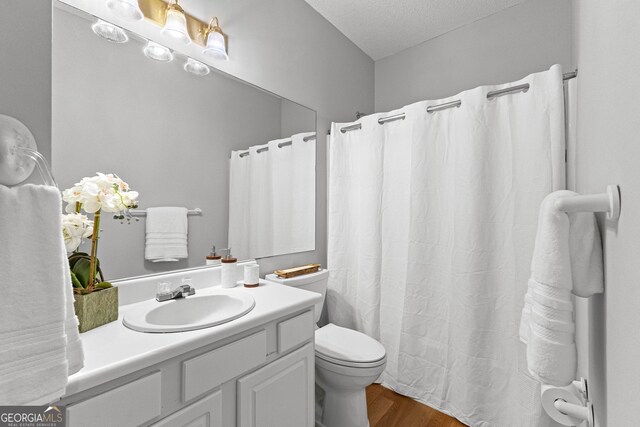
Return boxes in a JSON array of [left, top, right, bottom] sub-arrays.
[[153, 390, 222, 427], [237, 343, 314, 427]]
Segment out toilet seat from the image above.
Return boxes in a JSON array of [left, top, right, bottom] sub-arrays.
[[315, 323, 386, 368], [316, 351, 386, 369]]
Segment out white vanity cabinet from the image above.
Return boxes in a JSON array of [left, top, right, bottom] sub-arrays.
[[237, 343, 314, 427], [60, 308, 315, 427]]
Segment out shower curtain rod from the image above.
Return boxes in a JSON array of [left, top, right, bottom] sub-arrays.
[[332, 70, 578, 135], [237, 134, 316, 158]]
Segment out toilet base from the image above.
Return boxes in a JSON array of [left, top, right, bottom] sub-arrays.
[[319, 386, 370, 427], [315, 356, 385, 427]]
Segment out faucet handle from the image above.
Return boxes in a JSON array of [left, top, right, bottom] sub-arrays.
[[181, 277, 195, 295], [177, 283, 196, 296], [157, 281, 171, 295], [156, 281, 174, 302]]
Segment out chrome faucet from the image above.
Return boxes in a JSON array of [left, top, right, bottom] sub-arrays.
[[156, 283, 196, 302]]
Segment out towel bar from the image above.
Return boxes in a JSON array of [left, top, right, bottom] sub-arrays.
[[128, 208, 202, 217], [555, 185, 620, 220]]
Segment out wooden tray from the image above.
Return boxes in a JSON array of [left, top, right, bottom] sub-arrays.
[[274, 264, 321, 279]]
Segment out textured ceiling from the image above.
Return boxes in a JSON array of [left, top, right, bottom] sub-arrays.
[[304, 0, 528, 60]]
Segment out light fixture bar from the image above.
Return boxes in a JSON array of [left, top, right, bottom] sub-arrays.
[[138, 0, 209, 46]]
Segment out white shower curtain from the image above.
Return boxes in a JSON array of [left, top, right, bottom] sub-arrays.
[[328, 65, 565, 426], [229, 132, 316, 260]]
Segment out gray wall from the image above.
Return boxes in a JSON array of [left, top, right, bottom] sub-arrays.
[[572, 1, 640, 425], [374, 0, 573, 112], [0, 1, 51, 165], [181, 0, 374, 125], [281, 99, 316, 138], [53, 8, 304, 279]]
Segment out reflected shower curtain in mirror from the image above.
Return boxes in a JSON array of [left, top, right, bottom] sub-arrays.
[[229, 132, 316, 260], [327, 65, 565, 426]]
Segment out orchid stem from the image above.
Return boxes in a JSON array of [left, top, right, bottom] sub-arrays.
[[88, 209, 101, 292]]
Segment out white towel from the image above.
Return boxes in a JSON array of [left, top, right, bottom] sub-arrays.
[[62, 249, 85, 376], [520, 191, 603, 386], [144, 207, 188, 262], [0, 184, 84, 405]]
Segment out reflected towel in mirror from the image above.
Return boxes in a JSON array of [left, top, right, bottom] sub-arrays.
[[145, 207, 189, 262]]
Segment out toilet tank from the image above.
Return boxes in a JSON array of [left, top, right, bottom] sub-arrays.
[[265, 269, 328, 324]]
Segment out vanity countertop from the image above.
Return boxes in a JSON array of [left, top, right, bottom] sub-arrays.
[[65, 281, 322, 396]]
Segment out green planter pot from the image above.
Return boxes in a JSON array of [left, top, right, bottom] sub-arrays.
[[73, 286, 119, 333]]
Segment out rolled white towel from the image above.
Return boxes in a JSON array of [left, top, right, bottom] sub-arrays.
[[527, 323, 577, 386], [531, 307, 575, 334]]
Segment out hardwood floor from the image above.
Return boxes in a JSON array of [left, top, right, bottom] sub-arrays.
[[366, 384, 467, 427]]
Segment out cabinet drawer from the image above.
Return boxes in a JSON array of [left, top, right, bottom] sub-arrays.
[[277, 310, 314, 354], [153, 390, 222, 427], [183, 330, 267, 402], [67, 372, 162, 427]]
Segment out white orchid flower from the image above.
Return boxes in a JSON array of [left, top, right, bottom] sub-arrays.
[[62, 173, 138, 215], [61, 173, 138, 290], [62, 213, 94, 253], [121, 191, 139, 209], [62, 184, 84, 212], [98, 192, 120, 213]]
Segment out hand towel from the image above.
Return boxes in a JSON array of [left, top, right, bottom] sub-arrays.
[[0, 184, 84, 405], [61, 245, 84, 376], [519, 190, 604, 386], [144, 207, 188, 262]]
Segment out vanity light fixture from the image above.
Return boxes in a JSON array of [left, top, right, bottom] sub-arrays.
[[161, 0, 191, 45], [106, 0, 143, 22], [184, 58, 210, 76], [143, 41, 174, 62], [91, 20, 129, 43], [202, 17, 228, 60]]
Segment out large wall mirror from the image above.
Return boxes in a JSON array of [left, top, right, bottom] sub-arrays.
[[52, 2, 317, 280]]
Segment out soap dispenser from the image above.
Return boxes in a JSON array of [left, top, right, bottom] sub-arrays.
[[220, 248, 238, 288], [206, 245, 221, 266]]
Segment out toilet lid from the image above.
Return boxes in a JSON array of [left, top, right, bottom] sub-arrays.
[[315, 323, 386, 364]]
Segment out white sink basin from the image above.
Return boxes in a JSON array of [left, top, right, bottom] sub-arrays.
[[123, 288, 256, 333]]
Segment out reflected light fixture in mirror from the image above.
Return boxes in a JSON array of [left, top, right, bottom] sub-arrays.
[[106, 0, 143, 22], [143, 41, 174, 62], [91, 20, 129, 43], [184, 58, 210, 76], [161, 0, 191, 45], [203, 17, 228, 60]]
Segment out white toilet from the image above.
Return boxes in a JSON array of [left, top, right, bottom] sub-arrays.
[[266, 269, 386, 427]]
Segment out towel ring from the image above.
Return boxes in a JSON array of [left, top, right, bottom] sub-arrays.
[[0, 114, 56, 187]]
